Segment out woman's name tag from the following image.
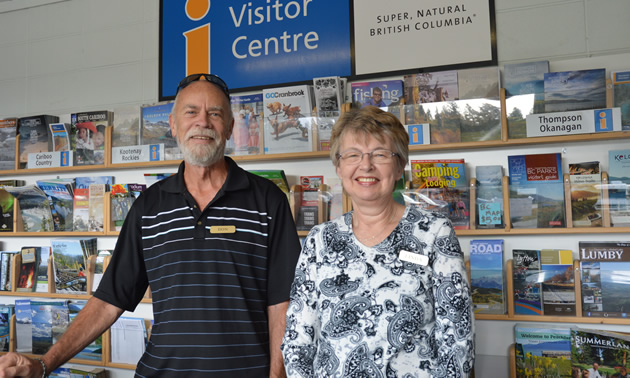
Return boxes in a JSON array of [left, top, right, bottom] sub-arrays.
[[399, 250, 428, 266]]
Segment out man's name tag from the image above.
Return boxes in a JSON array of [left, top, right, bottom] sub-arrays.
[[399, 250, 428, 266], [210, 225, 236, 234]]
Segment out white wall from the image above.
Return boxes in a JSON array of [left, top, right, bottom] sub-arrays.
[[1, 0, 630, 377]]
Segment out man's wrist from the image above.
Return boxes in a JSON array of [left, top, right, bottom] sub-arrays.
[[33, 357, 48, 378]]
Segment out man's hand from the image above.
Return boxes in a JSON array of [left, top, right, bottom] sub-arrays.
[[0, 352, 44, 378]]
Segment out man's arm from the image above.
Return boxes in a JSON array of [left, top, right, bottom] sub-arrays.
[[0, 297, 123, 378], [268, 301, 289, 378]]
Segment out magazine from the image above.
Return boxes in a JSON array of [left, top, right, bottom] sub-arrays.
[[351, 79, 404, 109], [228, 93, 264, 156], [36, 179, 74, 232], [508, 153, 565, 228], [571, 328, 630, 377], [514, 323, 572, 378], [409, 159, 469, 229], [262, 85, 314, 154], [140, 102, 179, 160], [51, 239, 91, 294], [579, 241, 630, 318], [71, 111, 111, 166], [2, 185, 54, 232]]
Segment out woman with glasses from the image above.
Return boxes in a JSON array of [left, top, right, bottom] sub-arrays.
[[281, 106, 475, 377]]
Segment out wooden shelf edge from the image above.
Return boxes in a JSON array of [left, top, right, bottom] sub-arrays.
[[474, 313, 630, 325], [0, 291, 91, 300], [455, 226, 630, 236]]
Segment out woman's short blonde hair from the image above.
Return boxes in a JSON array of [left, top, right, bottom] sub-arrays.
[[329, 106, 409, 171]]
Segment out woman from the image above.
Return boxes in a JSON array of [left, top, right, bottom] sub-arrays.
[[281, 106, 475, 377]]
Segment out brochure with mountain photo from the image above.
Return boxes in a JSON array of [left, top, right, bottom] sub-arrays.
[[140, 102, 179, 160], [470, 239, 506, 314]]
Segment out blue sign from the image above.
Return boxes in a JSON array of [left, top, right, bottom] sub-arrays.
[[594, 108, 613, 132], [160, 0, 352, 99]]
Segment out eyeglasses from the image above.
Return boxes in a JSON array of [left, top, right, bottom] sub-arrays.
[[336, 149, 398, 165], [175, 73, 230, 98]]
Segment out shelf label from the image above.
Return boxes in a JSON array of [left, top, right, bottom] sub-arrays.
[[112, 144, 165, 164], [526, 108, 622, 137], [407, 124, 431, 145], [27, 150, 73, 169]]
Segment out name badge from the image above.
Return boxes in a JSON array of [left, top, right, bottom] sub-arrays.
[[399, 250, 428, 266], [210, 225, 236, 234]]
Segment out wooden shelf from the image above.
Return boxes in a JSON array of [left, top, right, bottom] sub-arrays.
[[472, 259, 630, 326]]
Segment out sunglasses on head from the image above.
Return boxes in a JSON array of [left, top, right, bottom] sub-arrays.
[[175, 73, 230, 98]]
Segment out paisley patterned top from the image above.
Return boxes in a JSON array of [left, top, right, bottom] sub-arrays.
[[281, 205, 475, 377]]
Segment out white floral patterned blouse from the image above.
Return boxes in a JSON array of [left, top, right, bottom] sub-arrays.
[[281, 205, 475, 377]]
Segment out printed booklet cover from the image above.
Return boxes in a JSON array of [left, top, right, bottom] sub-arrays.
[[262, 85, 314, 154], [508, 153, 565, 229], [514, 324, 571, 378], [571, 328, 630, 376], [540, 249, 575, 316], [228, 93, 263, 156], [351, 79, 403, 109], [470, 239, 506, 314], [512, 249, 542, 316], [140, 102, 179, 160], [409, 159, 469, 229], [568, 161, 602, 227], [579, 241, 630, 318]]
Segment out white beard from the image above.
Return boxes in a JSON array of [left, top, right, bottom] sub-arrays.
[[177, 128, 226, 167]]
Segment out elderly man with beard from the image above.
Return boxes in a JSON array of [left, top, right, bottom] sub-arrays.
[[0, 74, 301, 378]]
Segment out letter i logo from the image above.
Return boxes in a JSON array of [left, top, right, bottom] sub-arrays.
[[184, 0, 211, 75], [595, 109, 612, 132], [407, 125, 423, 145]]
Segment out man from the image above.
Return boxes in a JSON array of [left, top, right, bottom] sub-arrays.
[[588, 362, 602, 378], [0, 74, 301, 377], [361, 86, 386, 108]]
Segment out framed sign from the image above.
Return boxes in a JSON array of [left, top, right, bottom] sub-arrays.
[[352, 0, 496, 76], [159, 0, 352, 100], [159, 0, 496, 100]]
